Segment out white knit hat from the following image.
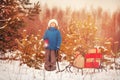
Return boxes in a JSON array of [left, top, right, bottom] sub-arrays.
[[48, 19, 58, 27]]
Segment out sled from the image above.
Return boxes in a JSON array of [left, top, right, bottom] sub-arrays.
[[59, 48, 106, 75]]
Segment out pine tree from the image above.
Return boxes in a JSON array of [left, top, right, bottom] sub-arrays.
[[0, 0, 41, 53], [60, 14, 97, 61]]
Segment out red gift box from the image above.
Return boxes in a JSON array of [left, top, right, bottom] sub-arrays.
[[84, 62, 99, 68], [84, 48, 102, 68]]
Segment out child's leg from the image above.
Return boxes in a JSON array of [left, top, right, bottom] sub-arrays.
[[44, 49, 51, 70], [50, 50, 56, 70]]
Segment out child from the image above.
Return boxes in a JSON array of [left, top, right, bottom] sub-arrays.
[[43, 19, 62, 71]]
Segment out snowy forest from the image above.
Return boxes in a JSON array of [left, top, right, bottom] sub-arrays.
[[0, 0, 120, 80]]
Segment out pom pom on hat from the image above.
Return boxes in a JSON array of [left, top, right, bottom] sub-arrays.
[[48, 19, 58, 27]]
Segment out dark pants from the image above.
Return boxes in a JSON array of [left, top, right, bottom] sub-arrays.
[[44, 49, 56, 71]]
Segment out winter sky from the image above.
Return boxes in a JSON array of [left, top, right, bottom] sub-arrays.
[[30, 0, 120, 13]]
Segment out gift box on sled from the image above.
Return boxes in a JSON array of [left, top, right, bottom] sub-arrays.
[[84, 48, 102, 68]]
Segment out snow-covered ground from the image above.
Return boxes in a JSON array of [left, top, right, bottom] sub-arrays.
[[0, 60, 120, 80]]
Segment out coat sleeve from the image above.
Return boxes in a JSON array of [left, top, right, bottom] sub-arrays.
[[43, 30, 48, 40], [57, 30, 62, 49]]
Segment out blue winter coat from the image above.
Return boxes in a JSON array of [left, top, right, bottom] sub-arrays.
[[43, 27, 62, 50]]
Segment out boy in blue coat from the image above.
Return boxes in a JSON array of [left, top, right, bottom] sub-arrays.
[[43, 19, 62, 71]]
